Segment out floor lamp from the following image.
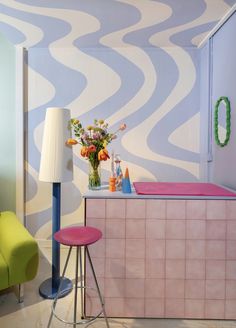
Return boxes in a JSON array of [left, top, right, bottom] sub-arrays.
[[38, 107, 73, 299]]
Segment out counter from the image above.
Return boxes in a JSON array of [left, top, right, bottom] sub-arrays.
[[84, 188, 236, 319]]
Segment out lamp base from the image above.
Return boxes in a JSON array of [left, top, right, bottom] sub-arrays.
[[39, 277, 73, 299]]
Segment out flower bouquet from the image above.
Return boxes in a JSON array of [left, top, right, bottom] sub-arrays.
[[67, 119, 126, 190]]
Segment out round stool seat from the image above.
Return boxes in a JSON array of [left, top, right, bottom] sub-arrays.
[[54, 226, 102, 247]]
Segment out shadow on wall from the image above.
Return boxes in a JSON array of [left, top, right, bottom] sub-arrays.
[[0, 175, 16, 212]]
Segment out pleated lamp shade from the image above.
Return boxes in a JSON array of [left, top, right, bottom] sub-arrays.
[[39, 107, 73, 183]]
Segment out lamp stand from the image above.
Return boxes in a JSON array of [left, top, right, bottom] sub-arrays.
[[39, 183, 73, 299]]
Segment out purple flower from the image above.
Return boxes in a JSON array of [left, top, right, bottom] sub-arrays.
[[93, 132, 101, 140]]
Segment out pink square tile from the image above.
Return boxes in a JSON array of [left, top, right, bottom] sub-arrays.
[[205, 279, 225, 299], [126, 259, 145, 278], [225, 300, 236, 319], [126, 239, 145, 259], [146, 200, 166, 219], [207, 200, 226, 220], [166, 260, 185, 279], [89, 239, 105, 258], [166, 200, 186, 220], [186, 200, 206, 220], [145, 279, 165, 298], [126, 219, 145, 239], [106, 199, 125, 219], [86, 257, 105, 278], [165, 299, 184, 318], [106, 239, 125, 258], [146, 219, 165, 239], [185, 300, 205, 318], [206, 240, 226, 260], [104, 278, 125, 297], [145, 299, 165, 317], [165, 279, 184, 298], [125, 278, 145, 298], [186, 260, 205, 279], [226, 200, 236, 220], [86, 199, 106, 218], [226, 280, 236, 299], [206, 220, 226, 240], [104, 297, 125, 317], [185, 280, 205, 299], [125, 298, 144, 317], [126, 200, 146, 219], [86, 218, 105, 236], [186, 240, 205, 259], [206, 260, 226, 279], [146, 259, 165, 279], [205, 300, 225, 319], [106, 219, 125, 239], [166, 240, 185, 259], [85, 297, 102, 317], [105, 258, 125, 278], [146, 239, 165, 259], [186, 220, 206, 239], [86, 277, 104, 298], [227, 241, 236, 259], [226, 260, 236, 279], [166, 220, 185, 239], [227, 221, 236, 240]]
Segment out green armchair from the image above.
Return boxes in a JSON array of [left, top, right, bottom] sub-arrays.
[[0, 211, 39, 302]]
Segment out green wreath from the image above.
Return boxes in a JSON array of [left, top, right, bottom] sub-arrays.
[[214, 96, 231, 147]]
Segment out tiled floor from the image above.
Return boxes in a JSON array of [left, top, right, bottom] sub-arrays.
[[0, 246, 236, 328]]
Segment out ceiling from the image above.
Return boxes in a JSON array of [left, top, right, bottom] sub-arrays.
[[0, 0, 235, 48]]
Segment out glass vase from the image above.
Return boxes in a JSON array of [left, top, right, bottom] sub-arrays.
[[88, 161, 101, 190]]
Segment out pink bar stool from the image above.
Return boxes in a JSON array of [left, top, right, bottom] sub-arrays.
[[47, 226, 109, 328]]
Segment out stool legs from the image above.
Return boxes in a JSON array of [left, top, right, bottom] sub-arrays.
[[47, 245, 109, 327], [86, 247, 110, 328], [74, 247, 79, 328], [79, 247, 84, 319], [47, 246, 72, 328]]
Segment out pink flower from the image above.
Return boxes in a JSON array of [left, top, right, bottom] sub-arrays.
[[88, 144, 96, 153], [119, 123, 126, 131]]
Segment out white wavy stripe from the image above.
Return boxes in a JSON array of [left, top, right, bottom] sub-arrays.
[[2, 0, 121, 116], [0, 12, 43, 47], [122, 47, 199, 177], [150, 0, 230, 47], [168, 113, 200, 153], [28, 66, 55, 110], [100, 0, 172, 126], [34, 165, 86, 239], [121, 0, 227, 177], [25, 161, 51, 215], [0, 0, 100, 47], [51, 47, 121, 117]]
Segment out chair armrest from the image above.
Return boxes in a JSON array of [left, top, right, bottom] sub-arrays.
[[0, 211, 39, 286]]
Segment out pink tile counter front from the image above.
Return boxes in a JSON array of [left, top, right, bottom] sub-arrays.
[[84, 190, 236, 319]]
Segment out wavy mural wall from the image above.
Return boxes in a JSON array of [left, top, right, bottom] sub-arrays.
[[0, 0, 235, 238]]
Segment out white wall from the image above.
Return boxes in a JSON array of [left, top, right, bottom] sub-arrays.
[[0, 33, 16, 211]]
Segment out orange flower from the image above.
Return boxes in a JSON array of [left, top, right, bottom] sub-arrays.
[[88, 144, 96, 153], [98, 148, 110, 161], [66, 138, 78, 145], [81, 146, 89, 157]]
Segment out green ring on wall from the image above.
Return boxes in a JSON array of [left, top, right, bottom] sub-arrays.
[[214, 96, 231, 147]]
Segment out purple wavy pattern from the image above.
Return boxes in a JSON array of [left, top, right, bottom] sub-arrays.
[[0, 0, 234, 234]]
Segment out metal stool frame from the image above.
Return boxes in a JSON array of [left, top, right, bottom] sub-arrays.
[[47, 245, 109, 328]]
